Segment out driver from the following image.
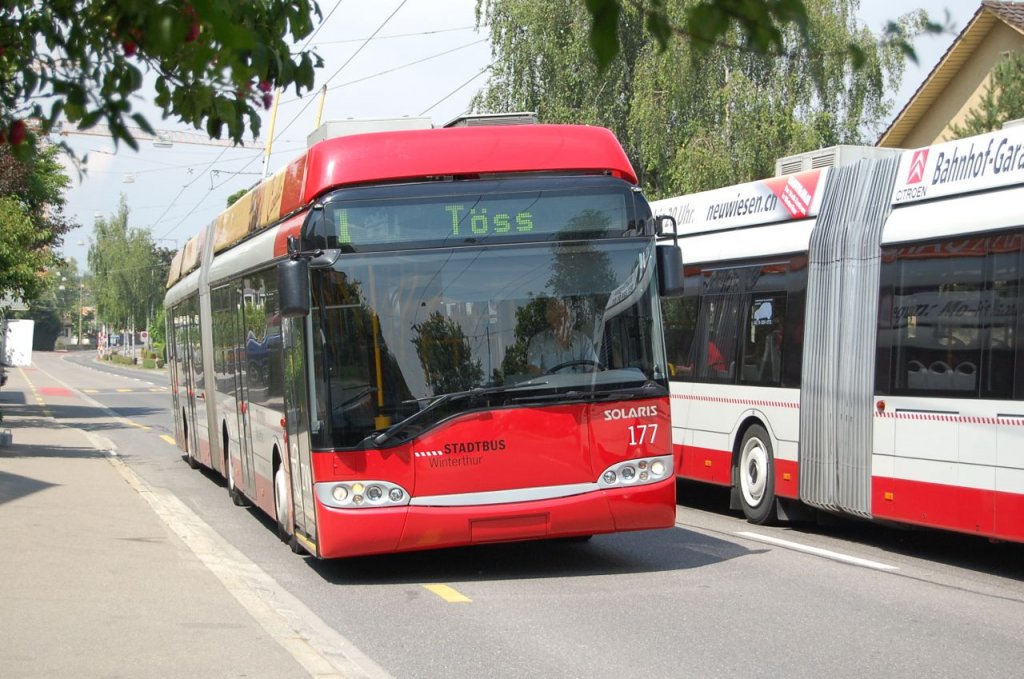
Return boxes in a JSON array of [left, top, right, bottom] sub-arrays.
[[526, 297, 599, 375]]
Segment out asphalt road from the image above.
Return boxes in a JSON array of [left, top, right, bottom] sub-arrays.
[[37, 351, 1024, 678]]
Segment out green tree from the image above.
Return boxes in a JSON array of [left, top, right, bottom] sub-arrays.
[[571, 0, 945, 72], [0, 196, 53, 306], [949, 51, 1024, 139], [226, 188, 248, 207], [0, 1, 322, 158], [9, 260, 79, 351], [0, 143, 76, 305], [88, 196, 167, 332], [475, 0, 924, 197]]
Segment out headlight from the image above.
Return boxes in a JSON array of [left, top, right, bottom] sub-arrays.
[[316, 480, 411, 509], [598, 455, 673, 490]]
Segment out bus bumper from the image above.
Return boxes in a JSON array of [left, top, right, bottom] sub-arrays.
[[314, 477, 677, 559]]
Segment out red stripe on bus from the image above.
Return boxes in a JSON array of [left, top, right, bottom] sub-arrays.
[[675, 444, 800, 500], [872, 476, 1024, 542], [875, 410, 1024, 426], [671, 393, 799, 409]]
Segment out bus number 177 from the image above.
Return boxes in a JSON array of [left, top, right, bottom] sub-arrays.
[[628, 424, 658, 446]]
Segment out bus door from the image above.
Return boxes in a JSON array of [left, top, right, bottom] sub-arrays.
[[281, 316, 317, 548], [167, 307, 184, 445], [183, 297, 201, 458], [234, 285, 257, 495]]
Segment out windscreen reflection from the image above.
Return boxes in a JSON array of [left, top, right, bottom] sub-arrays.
[[309, 240, 667, 449]]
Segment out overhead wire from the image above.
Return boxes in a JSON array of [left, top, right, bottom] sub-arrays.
[[419, 63, 492, 116], [311, 25, 476, 46], [275, 38, 488, 108], [299, 0, 346, 51], [157, 2, 490, 242], [269, 0, 411, 144], [160, 1, 413, 238]]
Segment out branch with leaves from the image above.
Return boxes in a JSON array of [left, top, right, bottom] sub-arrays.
[[0, 1, 323, 160], [581, 0, 950, 70]]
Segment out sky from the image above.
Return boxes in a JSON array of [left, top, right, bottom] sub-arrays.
[[56, 0, 977, 271]]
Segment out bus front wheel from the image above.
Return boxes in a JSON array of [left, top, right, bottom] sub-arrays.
[[274, 464, 292, 540], [737, 424, 777, 525]]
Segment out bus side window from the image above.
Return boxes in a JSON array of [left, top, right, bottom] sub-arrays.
[[983, 243, 1020, 399], [662, 296, 698, 380], [886, 232, 1022, 398], [740, 294, 785, 386], [695, 295, 741, 382]]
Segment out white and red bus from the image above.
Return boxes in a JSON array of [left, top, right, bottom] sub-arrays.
[[164, 117, 682, 558], [653, 124, 1024, 542]]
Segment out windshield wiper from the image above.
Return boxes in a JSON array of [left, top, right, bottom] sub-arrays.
[[368, 380, 665, 447], [369, 384, 526, 447], [510, 379, 667, 405]]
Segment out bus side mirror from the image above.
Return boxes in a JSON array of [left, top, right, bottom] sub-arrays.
[[651, 214, 676, 237], [656, 244, 683, 297], [278, 258, 311, 318]]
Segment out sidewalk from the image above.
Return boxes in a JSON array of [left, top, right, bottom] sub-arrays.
[[0, 365, 311, 678]]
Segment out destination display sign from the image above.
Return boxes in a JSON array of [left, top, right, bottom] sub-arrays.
[[323, 190, 630, 247]]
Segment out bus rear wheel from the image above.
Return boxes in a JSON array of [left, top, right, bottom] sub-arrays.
[[737, 424, 777, 525], [227, 456, 246, 507]]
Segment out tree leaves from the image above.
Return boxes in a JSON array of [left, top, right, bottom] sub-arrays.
[[0, 1, 324, 155], [949, 51, 1024, 139], [577, 0, 943, 72], [475, 0, 921, 199], [87, 197, 168, 329], [0, 144, 75, 304]]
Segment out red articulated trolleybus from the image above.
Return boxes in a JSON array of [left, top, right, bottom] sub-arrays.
[[653, 123, 1024, 543], [164, 116, 683, 558]]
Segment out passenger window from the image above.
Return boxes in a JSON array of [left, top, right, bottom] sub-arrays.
[[886, 232, 1023, 398], [739, 294, 786, 386]]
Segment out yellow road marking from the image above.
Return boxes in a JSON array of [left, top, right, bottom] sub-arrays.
[[83, 389, 99, 394], [127, 421, 150, 430], [160, 435, 177, 446], [423, 584, 472, 603], [116, 388, 133, 393]]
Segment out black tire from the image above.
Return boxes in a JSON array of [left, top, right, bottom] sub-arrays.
[[736, 424, 777, 525], [557, 535, 594, 544], [227, 456, 247, 507], [183, 416, 199, 469]]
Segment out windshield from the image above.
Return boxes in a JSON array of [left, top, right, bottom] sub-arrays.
[[308, 239, 667, 449]]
